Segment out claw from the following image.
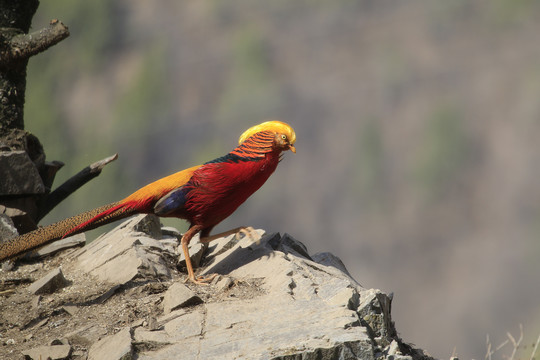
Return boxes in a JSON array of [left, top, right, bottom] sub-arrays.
[[236, 226, 262, 244], [184, 273, 218, 285]]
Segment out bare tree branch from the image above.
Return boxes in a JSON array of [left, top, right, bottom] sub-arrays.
[[0, 19, 69, 67], [37, 154, 118, 221]]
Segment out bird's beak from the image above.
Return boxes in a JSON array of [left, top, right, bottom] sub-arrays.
[[289, 144, 296, 153]]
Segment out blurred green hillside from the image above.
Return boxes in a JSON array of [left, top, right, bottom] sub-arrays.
[[25, 1, 540, 359]]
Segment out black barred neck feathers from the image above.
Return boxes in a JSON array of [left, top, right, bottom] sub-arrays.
[[229, 130, 275, 160], [203, 131, 276, 165]]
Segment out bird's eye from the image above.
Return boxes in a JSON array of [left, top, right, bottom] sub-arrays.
[[281, 134, 287, 141]]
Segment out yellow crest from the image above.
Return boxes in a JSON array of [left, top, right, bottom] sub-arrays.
[[238, 120, 296, 145]]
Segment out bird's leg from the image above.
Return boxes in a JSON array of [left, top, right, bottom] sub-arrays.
[[180, 225, 216, 285], [181, 227, 261, 285], [198, 227, 244, 243], [199, 226, 261, 244]]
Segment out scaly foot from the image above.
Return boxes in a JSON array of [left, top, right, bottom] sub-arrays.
[[184, 273, 218, 285], [235, 226, 262, 244]]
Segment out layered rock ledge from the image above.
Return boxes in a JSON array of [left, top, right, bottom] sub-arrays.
[[0, 215, 434, 360]]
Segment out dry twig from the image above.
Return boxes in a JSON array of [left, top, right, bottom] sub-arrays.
[[37, 153, 118, 221], [0, 20, 69, 67]]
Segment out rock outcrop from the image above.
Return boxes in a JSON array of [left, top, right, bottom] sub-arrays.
[[0, 215, 433, 360]]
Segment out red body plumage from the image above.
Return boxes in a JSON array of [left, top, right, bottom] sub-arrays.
[[181, 148, 281, 229]]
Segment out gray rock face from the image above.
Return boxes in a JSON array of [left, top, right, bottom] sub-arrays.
[[22, 344, 72, 360], [0, 150, 45, 196], [88, 327, 133, 360], [70, 215, 427, 359], [3, 214, 431, 360], [0, 213, 17, 242], [73, 214, 173, 285], [162, 282, 202, 313], [27, 233, 86, 259], [27, 267, 69, 295]]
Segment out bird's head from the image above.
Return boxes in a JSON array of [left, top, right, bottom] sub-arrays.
[[238, 120, 297, 153]]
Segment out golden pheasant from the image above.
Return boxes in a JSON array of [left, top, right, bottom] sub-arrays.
[[0, 121, 296, 284]]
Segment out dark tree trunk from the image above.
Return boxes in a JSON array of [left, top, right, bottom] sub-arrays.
[[0, 0, 40, 133]]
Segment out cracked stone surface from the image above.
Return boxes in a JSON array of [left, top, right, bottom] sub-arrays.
[[22, 344, 72, 360], [0, 150, 45, 196], [73, 215, 173, 285], [0, 215, 433, 360], [26, 267, 69, 295], [88, 327, 133, 360]]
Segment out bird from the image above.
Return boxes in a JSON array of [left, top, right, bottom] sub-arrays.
[[0, 120, 296, 284]]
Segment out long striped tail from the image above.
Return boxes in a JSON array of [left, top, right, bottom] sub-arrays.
[[0, 202, 137, 261]]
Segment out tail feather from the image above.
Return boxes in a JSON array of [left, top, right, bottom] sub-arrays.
[[0, 202, 136, 261], [62, 202, 130, 238]]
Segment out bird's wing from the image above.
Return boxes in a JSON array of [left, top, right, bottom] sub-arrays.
[[154, 186, 191, 216], [120, 164, 202, 210], [65, 164, 203, 235]]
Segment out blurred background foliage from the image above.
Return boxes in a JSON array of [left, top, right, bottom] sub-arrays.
[[23, 0, 540, 358]]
